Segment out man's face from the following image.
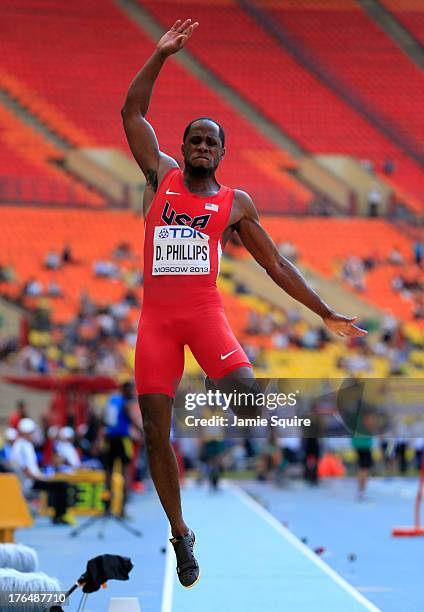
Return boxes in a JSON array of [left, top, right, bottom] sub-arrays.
[[182, 120, 225, 176]]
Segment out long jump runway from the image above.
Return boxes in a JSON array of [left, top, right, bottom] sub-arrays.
[[164, 483, 380, 612]]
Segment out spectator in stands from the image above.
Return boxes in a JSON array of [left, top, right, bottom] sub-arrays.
[[44, 250, 61, 270], [47, 280, 62, 298], [361, 159, 374, 173], [383, 158, 395, 176], [123, 288, 140, 308], [299, 328, 320, 349], [388, 246, 404, 266], [362, 250, 379, 271], [381, 311, 398, 343], [342, 256, 366, 292], [61, 243, 74, 264], [388, 347, 407, 376], [31, 300, 51, 331], [22, 278, 42, 297], [287, 306, 301, 324], [367, 184, 382, 217], [10, 418, 73, 524], [0, 263, 14, 283], [278, 240, 298, 263], [93, 260, 119, 278], [413, 295, 424, 319], [414, 241, 423, 267], [8, 400, 28, 429], [246, 311, 261, 335], [272, 326, 290, 349], [112, 241, 133, 260]]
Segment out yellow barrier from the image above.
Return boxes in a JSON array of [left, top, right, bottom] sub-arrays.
[[0, 474, 33, 542], [38, 469, 124, 517]]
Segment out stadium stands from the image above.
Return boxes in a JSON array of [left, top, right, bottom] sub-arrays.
[[0, 105, 103, 206], [141, 0, 424, 206], [1, 207, 422, 383], [267, 0, 424, 169], [258, 217, 423, 326], [0, 1, 423, 383], [0, 208, 144, 322], [381, 0, 424, 46], [0, 0, 311, 212]]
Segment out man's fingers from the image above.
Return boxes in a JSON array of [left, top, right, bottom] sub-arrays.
[[182, 22, 199, 37], [170, 19, 182, 31], [177, 18, 192, 32], [189, 21, 199, 32]]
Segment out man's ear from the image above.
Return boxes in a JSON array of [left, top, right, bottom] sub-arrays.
[[220, 147, 226, 160], [181, 143, 185, 156]]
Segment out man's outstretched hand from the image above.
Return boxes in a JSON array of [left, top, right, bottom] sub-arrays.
[[323, 312, 368, 338], [157, 18, 199, 57]]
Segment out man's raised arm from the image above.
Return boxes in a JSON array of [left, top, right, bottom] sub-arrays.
[[233, 191, 368, 338], [121, 19, 198, 190]]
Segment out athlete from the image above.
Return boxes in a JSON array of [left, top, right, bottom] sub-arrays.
[[121, 19, 367, 588]]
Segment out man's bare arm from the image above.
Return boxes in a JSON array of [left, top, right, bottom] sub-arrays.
[[121, 19, 198, 190], [234, 191, 367, 338]]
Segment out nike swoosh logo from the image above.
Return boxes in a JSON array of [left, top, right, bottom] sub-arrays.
[[166, 189, 181, 195], [220, 348, 239, 360]]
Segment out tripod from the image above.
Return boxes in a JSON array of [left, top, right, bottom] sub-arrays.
[[69, 476, 143, 540]]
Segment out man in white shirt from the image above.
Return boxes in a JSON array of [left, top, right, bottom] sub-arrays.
[[55, 427, 81, 470], [10, 418, 72, 525]]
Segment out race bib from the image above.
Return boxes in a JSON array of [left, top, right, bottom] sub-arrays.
[[152, 225, 210, 275]]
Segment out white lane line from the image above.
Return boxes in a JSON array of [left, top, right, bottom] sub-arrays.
[[161, 525, 174, 612], [228, 483, 381, 612]]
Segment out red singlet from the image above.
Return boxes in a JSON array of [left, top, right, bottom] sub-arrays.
[[135, 168, 251, 397]]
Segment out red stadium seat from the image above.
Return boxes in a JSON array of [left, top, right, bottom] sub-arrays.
[[141, 0, 424, 208], [0, 0, 312, 213]]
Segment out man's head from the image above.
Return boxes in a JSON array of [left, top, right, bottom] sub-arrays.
[[59, 426, 75, 442], [16, 400, 27, 416], [121, 381, 134, 400], [182, 118, 225, 177], [17, 418, 36, 440]]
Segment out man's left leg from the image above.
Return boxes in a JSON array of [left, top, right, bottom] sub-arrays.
[[187, 306, 263, 417]]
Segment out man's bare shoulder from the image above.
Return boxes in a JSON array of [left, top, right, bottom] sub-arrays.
[[233, 189, 258, 219], [233, 189, 253, 204]]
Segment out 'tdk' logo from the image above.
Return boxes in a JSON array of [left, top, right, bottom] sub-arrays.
[[157, 227, 207, 239]]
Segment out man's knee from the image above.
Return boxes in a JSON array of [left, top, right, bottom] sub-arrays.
[[211, 372, 265, 418], [138, 393, 173, 449]]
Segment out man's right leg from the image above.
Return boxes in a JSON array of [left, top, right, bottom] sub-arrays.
[[138, 393, 188, 538], [135, 306, 199, 586], [139, 393, 200, 588]]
